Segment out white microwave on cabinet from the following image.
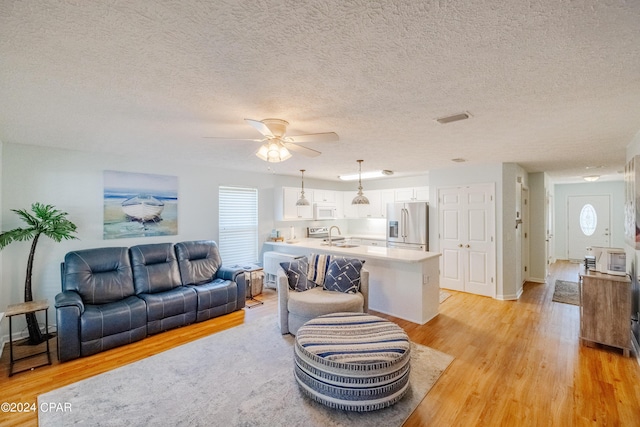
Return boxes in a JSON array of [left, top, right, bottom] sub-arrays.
[[314, 203, 337, 220]]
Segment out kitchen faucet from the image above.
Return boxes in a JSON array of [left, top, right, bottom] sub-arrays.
[[328, 226, 341, 246]]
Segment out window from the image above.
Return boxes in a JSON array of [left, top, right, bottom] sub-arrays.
[[218, 186, 258, 265], [579, 204, 597, 236]]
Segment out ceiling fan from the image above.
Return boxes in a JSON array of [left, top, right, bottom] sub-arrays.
[[206, 118, 339, 162]]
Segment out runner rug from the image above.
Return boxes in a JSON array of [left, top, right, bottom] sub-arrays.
[[552, 279, 580, 306], [39, 315, 453, 426]]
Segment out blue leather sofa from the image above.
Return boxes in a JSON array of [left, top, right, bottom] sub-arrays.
[[55, 241, 246, 362]]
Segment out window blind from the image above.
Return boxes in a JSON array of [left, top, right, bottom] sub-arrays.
[[218, 186, 259, 266]]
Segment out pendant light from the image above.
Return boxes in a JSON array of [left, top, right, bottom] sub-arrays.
[[296, 169, 310, 206], [351, 160, 370, 205]]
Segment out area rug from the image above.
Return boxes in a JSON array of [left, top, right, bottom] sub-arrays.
[[552, 280, 580, 306], [38, 315, 453, 426]]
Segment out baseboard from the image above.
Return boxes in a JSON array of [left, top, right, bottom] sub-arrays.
[[0, 324, 56, 359], [528, 277, 546, 284]]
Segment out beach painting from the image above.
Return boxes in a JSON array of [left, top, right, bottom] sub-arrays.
[[103, 170, 178, 239]]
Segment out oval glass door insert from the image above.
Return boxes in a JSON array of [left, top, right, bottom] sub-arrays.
[[579, 204, 597, 236]]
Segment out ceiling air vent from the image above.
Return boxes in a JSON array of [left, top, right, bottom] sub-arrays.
[[436, 112, 471, 124]]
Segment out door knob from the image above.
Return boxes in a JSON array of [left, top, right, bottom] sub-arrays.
[[465, 244, 470, 248], [458, 244, 463, 248]]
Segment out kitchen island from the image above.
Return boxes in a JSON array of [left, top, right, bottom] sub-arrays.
[[263, 239, 441, 325]]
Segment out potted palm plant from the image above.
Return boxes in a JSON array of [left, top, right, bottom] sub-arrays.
[[0, 203, 78, 344]]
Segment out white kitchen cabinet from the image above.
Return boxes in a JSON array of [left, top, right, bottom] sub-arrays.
[[280, 187, 314, 220], [380, 190, 395, 217], [394, 186, 429, 202], [313, 189, 337, 203], [342, 191, 359, 218], [360, 238, 386, 247], [342, 190, 384, 218]]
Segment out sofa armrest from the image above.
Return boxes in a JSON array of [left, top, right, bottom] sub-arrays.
[[217, 265, 246, 309], [276, 267, 290, 334], [360, 268, 369, 313], [55, 290, 85, 313], [217, 265, 243, 281], [55, 291, 83, 362]]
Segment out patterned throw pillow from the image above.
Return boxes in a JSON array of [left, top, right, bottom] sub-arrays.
[[307, 253, 332, 286], [323, 257, 364, 294], [280, 257, 316, 292]]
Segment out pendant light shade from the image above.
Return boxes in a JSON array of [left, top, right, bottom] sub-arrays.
[[351, 160, 370, 205], [296, 169, 310, 206]]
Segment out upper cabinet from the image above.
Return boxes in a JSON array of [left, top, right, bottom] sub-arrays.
[[312, 189, 338, 204], [279, 187, 314, 220], [276, 185, 428, 221], [394, 186, 429, 202], [380, 190, 395, 217], [342, 190, 384, 218]]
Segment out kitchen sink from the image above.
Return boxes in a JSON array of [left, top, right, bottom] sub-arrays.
[[334, 243, 359, 248]]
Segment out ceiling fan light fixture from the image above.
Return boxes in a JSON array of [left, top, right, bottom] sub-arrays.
[[351, 160, 370, 205], [296, 169, 310, 206], [256, 140, 291, 163]]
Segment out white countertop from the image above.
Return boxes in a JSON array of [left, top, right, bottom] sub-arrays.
[[264, 238, 440, 263], [347, 234, 387, 240]]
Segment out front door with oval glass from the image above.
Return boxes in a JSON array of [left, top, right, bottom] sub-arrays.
[[567, 195, 611, 260]]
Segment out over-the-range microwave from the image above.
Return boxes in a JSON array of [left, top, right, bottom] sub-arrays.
[[313, 203, 337, 220]]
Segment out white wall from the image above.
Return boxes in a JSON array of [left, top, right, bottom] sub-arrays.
[[0, 143, 433, 344], [430, 163, 504, 298], [0, 143, 287, 341], [553, 180, 625, 260]]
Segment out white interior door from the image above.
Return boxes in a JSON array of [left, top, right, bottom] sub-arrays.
[[439, 184, 496, 297], [567, 195, 611, 259], [440, 188, 464, 291]]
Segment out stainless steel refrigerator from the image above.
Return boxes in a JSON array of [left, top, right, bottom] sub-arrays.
[[386, 202, 429, 251]]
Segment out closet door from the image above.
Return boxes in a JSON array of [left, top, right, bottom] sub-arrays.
[[439, 184, 496, 297]]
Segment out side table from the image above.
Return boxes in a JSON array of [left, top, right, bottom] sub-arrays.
[[243, 265, 264, 309], [5, 300, 52, 376]]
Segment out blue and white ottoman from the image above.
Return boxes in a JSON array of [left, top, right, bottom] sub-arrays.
[[294, 312, 411, 412]]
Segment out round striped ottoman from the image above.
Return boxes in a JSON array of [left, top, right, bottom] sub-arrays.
[[294, 312, 411, 412]]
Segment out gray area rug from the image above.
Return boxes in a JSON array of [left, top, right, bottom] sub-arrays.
[[39, 315, 453, 426], [552, 280, 580, 306]]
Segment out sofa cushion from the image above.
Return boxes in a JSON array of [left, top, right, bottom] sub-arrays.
[[288, 287, 364, 318], [307, 253, 332, 286], [63, 247, 135, 305], [130, 243, 183, 294], [280, 257, 316, 292], [138, 286, 198, 321], [174, 241, 223, 286], [80, 296, 147, 342], [323, 257, 364, 294]]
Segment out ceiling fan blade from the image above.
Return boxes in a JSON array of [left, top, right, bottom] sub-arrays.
[[245, 118, 275, 138], [203, 137, 264, 142], [287, 132, 339, 144], [284, 143, 321, 157]]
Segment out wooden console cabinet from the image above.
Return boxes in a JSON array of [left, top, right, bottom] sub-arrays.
[[579, 271, 632, 356]]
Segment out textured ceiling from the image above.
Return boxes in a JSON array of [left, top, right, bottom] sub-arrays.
[[1, 0, 639, 182]]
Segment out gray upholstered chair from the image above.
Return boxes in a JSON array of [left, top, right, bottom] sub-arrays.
[[56, 247, 147, 362], [130, 243, 197, 334], [277, 267, 369, 335], [174, 240, 246, 322]]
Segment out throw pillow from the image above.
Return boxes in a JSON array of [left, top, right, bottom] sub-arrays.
[[307, 253, 332, 286], [323, 257, 364, 293], [280, 257, 316, 292]]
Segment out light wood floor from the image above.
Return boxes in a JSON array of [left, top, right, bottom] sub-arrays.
[[1, 261, 639, 426]]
